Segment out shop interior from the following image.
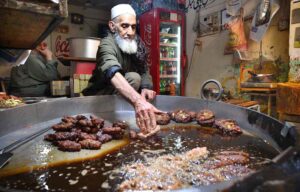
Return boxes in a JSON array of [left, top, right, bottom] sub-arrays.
[[0, 0, 300, 191]]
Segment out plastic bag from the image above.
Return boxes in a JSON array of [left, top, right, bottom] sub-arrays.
[[226, 0, 242, 16], [250, 0, 280, 42], [224, 16, 248, 54], [255, 0, 271, 26]]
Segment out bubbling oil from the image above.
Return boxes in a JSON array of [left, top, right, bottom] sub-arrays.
[[0, 125, 278, 192]]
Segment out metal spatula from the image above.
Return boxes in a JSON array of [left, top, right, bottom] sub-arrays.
[[0, 127, 51, 168]]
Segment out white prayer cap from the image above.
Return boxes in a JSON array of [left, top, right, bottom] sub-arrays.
[[111, 4, 136, 20]]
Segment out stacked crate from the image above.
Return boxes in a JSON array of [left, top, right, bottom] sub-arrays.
[[72, 62, 96, 96], [73, 74, 92, 96], [51, 81, 70, 96]]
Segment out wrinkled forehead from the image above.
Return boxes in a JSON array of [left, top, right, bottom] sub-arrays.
[[115, 14, 136, 25]]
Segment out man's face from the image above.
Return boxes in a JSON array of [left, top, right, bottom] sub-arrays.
[[113, 14, 137, 40], [110, 14, 138, 54]]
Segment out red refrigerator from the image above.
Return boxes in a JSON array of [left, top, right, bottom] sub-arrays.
[[139, 8, 186, 96]]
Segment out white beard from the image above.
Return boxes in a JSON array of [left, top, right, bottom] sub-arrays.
[[114, 33, 137, 54]]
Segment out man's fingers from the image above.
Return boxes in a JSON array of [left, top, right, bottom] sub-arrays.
[[138, 125, 160, 139], [142, 110, 151, 132], [136, 113, 147, 133], [153, 106, 165, 114], [141, 89, 157, 101], [147, 91, 155, 100], [134, 99, 161, 135], [149, 111, 156, 129]]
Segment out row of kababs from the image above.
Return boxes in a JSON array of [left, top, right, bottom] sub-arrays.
[[44, 109, 242, 152], [156, 109, 242, 135], [44, 115, 132, 152]]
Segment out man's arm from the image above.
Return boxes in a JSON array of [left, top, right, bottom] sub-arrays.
[[26, 51, 59, 82], [111, 72, 159, 134]]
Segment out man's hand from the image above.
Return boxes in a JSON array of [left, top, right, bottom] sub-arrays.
[[111, 73, 162, 137], [36, 47, 53, 61], [137, 125, 160, 139], [134, 98, 161, 134], [141, 89, 156, 101]]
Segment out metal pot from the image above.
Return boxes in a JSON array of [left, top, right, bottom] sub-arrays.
[[67, 37, 101, 59]]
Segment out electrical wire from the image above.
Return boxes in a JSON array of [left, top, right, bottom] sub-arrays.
[[185, 41, 197, 81]]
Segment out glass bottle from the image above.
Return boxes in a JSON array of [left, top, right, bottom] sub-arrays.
[[160, 80, 166, 95]]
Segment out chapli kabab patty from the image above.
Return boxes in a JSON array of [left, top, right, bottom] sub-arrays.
[[169, 109, 193, 123], [155, 113, 171, 125], [214, 119, 242, 135], [196, 109, 215, 127]]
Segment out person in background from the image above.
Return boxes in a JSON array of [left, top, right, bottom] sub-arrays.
[[82, 4, 161, 137], [9, 41, 59, 97]]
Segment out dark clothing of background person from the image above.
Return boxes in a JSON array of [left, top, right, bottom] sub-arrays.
[[82, 32, 153, 96], [9, 51, 59, 97]]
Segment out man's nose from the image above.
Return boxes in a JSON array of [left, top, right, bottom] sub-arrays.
[[127, 26, 135, 36]]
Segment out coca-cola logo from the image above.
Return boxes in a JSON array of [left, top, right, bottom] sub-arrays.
[[55, 35, 70, 57], [144, 24, 152, 67]]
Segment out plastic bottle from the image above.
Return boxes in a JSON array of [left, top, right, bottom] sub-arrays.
[[160, 80, 166, 95], [169, 47, 175, 58], [159, 81, 163, 94], [170, 80, 176, 96], [167, 62, 172, 75], [162, 47, 168, 58], [163, 62, 167, 75], [160, 62, 164, 75], [165, 80, 170, 95], [172, 62, 177, 75]]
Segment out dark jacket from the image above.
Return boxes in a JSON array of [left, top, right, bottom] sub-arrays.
[[83, 32, 153, 96]]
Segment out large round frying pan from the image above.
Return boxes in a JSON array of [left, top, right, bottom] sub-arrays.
[[0, 95, 298, 191]]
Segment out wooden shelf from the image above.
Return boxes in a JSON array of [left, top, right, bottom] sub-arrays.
[[58, 56, 96, 66], [160, 43, 177, 47], [160, 33, 178, 38], [0, 0, 67, 49], [240, 87, 277, 93], [160, 75, 177, 78], [160, 58, 178, 61]]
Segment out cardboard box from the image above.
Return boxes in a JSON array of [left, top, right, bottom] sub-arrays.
[[51, 80, 70, 96], [73, 74, 92, 94]]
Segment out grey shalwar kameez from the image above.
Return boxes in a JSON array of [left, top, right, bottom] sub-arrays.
[[9, 52, 59, 97]]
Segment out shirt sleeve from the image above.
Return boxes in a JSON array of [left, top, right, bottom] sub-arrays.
[[96, 38, 121, 73], [26, 55, 59, 82]]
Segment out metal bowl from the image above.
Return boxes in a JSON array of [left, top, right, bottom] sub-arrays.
[[248, 71, 275, 83]]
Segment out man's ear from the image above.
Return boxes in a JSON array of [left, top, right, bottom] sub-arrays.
[[108, 21, 116, 33]]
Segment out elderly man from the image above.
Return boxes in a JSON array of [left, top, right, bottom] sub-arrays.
[[83, 4, 160, 137]]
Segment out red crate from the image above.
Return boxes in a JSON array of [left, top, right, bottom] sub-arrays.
[[75, 62, 96, 74]]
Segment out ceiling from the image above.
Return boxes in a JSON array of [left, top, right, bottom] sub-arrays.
[[68, 0, 130, 10]]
